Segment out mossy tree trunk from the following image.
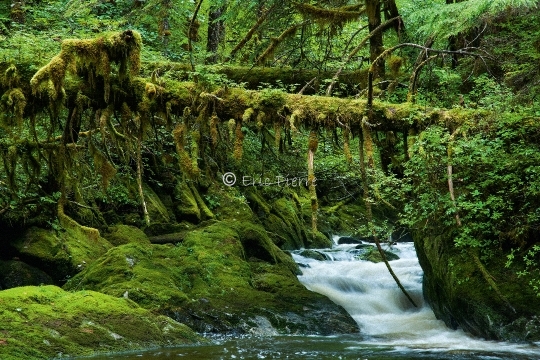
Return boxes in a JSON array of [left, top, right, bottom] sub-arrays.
[[366, 0, 385, 78], [308, 130, 318, 234], [383, 0, 403, 34], [446, 0, 466, 68], [206, 5, 225, 64], [10, 0, 25, 24]]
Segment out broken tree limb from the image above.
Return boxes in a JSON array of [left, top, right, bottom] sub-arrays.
[[360, 116, 418, 308]]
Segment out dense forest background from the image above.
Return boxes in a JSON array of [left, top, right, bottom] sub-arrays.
[[2, 1, 540, 355], [2, 0, 539, 257]]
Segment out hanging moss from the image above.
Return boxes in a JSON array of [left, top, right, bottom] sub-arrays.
[[228, 118, 236, 140], [173, 123, 196, 178], [190, 128, 201, 178], [256, 111, 266, 128], [343, 128, 352, 164], [256, 24, 301, 65], [234, 120, 244, 161], [362, 116, 375, 168], [30, 30, 142, 104], [89, 141, 117, 190], [209, 114, 220, 147], [242, 107, 255, 122], [308, 130, 319, 153], [295, 3, 364, 23], [5, 145, 18, 191], [274, 122, 281, 149], [1, 88, 26, 128], [289, 109, 302, 132], [0, 63, 20, 89], [388, 55, 404, 76]]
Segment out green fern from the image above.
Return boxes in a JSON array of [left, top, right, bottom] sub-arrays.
[[402, 0, 538, 40]]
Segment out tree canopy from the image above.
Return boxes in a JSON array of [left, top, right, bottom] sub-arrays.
[[1, 0, 540, 299]]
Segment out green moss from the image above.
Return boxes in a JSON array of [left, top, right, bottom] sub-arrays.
[[415, 230, 540, 341], [0, 285, 202, 360], [189, 183, 215, 220], [269, 197, 307, 249], [318, 203, 367, 238], [31, 30, 141, 104], [298, 249, 328, 261], [173, 180, 201, 223], [11, 226, 112, 282], [0, 260, 53, 290], [143, 183, 171, 224], [307, 230, 333, 249], [358, 246, 399, 263], [65, 221, 356, 335], [103, 225, 151, 246]]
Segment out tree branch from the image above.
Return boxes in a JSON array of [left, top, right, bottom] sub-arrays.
[[225, 4, 276, 63], [327, 16, 401, 96]]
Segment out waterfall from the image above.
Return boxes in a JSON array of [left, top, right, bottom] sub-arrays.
[[292, 240, 538, 354]]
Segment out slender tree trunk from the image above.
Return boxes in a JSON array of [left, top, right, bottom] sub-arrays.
[[11, 1, 25, 24], [366, 0, 385, 78], [308, 130, 318, 234], [188, 0, 204, 71], [383, 0, 404, 35], [136, 133, 150, 226], [206, 5, 225, 64], [446, 0, 466, 68]]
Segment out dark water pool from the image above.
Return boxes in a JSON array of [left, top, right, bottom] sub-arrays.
[[85, 334, 539, 360]]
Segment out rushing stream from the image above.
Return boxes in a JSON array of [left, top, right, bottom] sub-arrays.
[[87, 241, 540, 360]]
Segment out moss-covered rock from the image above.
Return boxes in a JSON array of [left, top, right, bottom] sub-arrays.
[[317, 203, 368, 240], [0, 260, 54, 290], [414, 229, 540, 342], [0, 285, 202, 360], [143, 183, 171, 224], [245, 190, 311, 250], [307, 230, 333, 248], [65, 221, 358, 335], [173, 181, 201, 223], [357, 246, 399, 263], [103, 224, 151, 246], [298, 249, 329, 261], [10, 226, 112, 282]]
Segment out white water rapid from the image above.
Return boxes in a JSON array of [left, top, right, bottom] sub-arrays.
[[292, 239, 540, 357]]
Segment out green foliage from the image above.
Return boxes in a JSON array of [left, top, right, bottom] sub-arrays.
[[400, 113, 540, 257], [402, 0, 538, 42]]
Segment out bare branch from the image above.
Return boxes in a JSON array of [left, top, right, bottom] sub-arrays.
[[298, 77, 317, 95], [327, 16, 401, 96]]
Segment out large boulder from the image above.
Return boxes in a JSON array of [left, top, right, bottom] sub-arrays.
[[103, 224, 151, 246], [357, 246, 399, 263], [0, 260, 54, 290], [10, 226, 112, 282], [245, 190, 332, 249], [0, 285, 202, 360], [64, 221, 358, 335], [414, 230, 540, 342]]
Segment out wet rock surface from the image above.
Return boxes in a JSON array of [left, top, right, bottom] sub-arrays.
[[414, 230, 540, 342]]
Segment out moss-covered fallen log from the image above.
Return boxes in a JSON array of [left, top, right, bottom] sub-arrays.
[[141, 62, 369, 95]]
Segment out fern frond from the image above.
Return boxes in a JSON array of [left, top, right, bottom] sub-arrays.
[[403, 0, 538, 40]]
